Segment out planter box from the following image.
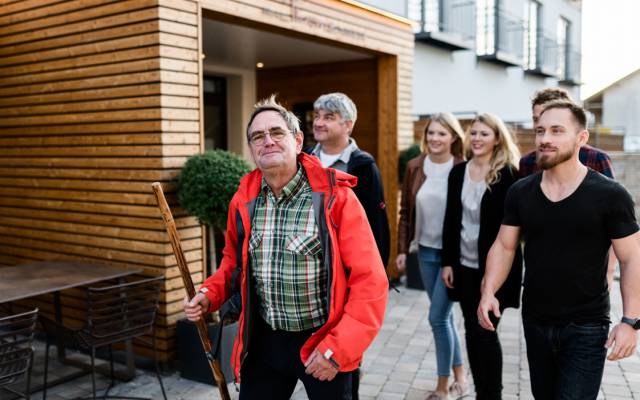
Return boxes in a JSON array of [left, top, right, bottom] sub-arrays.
[[177, 319, 237, 385]]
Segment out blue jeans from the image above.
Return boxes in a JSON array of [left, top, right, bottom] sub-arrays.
[[523, 319, 609, 400], [418, 245, 463, 377]]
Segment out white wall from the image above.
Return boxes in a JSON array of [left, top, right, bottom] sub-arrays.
[[602, 72, 640, 150], [610, 152, 640, 216], [412, 0, 581, 128], [359, 0, 407, 17]]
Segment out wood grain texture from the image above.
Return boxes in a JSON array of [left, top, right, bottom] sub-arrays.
[[1, 0, 414, 360], [0, 0, 202, 362]]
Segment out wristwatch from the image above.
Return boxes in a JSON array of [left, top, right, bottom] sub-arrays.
[[323, 349, 340, 369], [621, 316, 640, 330]]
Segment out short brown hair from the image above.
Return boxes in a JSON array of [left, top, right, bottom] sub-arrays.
[[531, 88, 571, 109], [539, 99, 587, 130]]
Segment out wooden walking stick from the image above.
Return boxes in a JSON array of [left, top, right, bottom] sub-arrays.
[[151, 182, 231, 400]]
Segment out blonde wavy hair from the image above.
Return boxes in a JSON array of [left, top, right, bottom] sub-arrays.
[[420, 112, 465, 159], [465, 113, 520, 186]]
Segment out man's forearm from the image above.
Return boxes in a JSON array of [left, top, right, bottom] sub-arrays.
[[620, 256, 640, 319], [482, 243, 516, 296]]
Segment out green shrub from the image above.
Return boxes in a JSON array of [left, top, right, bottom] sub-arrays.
[[178, 150, 252, 230], [398, 144, 422, 182]]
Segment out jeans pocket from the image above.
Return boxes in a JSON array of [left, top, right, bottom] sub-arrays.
[[567, 321, 609, 334]]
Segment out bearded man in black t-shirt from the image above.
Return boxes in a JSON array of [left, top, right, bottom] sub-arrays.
[[476, 100, 640, 400]]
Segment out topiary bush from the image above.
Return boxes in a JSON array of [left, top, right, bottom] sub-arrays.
[[178, 150, 252, 231], [398, 143, 422, 182]]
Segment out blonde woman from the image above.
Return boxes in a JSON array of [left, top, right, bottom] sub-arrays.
[[396, 113, 468, 400], [441, 113, 523, 400]]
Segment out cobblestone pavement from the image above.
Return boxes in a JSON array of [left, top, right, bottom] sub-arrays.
[[16, 279, 640, 400]]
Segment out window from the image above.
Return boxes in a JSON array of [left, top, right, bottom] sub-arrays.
[[412, 0, 476, 50], [408, 0, 424, 32], [557, 18, 570, 78], [523, 0, 540, 70], [476, 0, 496, 56]]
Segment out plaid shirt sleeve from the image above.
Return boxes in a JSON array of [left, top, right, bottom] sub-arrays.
[[580, 147, 615, 179]]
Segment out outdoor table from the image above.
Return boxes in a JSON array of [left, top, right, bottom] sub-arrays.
[[0, 261, 143, 393]]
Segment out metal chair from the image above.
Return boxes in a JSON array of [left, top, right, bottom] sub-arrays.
[[40, 275, 167, 400], [0, 308, 38, 400]]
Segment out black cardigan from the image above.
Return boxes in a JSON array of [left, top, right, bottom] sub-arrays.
[[347, 149, 390, 267], [304, 146, 390, 267], [441, 162, 523, 309]]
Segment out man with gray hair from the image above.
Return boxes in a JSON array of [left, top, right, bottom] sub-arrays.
[[184, 95, 388, 399], [309, 92, 390, 268]]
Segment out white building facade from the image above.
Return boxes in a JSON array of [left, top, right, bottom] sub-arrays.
[[408, 0, 582, 140], [585, 69, 640, 151]]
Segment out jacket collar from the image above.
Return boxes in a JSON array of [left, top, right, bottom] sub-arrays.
[[237, 153, 357, 202]]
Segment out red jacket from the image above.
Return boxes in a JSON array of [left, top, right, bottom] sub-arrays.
[[200, 153, 388, 380]]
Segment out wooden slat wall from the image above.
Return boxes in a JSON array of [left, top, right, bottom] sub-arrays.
[[1, 0, 413, 360], [0, 0, 202, 361]]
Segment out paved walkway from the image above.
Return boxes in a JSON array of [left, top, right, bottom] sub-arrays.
[[19, 279, 640, 400]]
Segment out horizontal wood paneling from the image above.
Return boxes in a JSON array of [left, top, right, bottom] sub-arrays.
[[0, 0, 202, 362], [3, 0, 413, 361]]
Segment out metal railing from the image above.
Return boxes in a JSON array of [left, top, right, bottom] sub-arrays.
[[524, 31, 557, 75], [495, 10, 525, 61], [410, 0, 476, 42], [562, 48, 581, 83], [477, 5, 525, 63]]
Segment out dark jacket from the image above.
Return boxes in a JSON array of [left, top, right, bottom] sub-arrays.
[[346, 148, 390, 267], [441, 162, 523, 309], [397, 153, 464, 255], [305, 146, 390, 267]]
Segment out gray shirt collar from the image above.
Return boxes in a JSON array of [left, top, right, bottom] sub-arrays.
[[311, 138, 359, 167]]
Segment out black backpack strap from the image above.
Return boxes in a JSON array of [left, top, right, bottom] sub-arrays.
[[212, 210, 245, 359]]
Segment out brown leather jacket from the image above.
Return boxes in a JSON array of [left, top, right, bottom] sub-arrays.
[[397, 153, 463, 255]]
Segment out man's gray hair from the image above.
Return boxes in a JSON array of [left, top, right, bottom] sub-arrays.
[[313, 92, 358, 126], [246, 94, 301, 139]]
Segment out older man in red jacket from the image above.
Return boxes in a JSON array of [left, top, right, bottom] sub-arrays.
[[184, 95, 388, 399]]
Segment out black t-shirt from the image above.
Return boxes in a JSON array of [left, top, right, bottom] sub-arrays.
[[503, 169, 639, 324]]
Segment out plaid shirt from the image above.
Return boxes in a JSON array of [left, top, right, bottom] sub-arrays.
[[250, 166, 327, 332], [519, 145, 615, 178]]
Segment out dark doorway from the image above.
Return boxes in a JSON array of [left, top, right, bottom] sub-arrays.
[[203, 76, 227, 275], [203, 76, 227, 150], [293, 101, 316, 149]]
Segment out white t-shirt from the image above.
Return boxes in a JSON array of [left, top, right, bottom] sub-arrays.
[[319, 150, 341, 168], [459, 164, 487, 269], [414, 156, 454, 249]]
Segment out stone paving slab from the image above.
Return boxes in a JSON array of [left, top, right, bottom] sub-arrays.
[[16, 279, 640, 400]]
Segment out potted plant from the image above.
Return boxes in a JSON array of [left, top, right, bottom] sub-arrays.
[[176, 149, 252, 385], [178, 149, 252, 271]]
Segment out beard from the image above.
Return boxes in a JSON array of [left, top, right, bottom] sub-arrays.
[[536, 145, 575, 170]]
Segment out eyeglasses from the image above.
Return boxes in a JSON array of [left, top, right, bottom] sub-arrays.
[[248, 128, 291, 146]]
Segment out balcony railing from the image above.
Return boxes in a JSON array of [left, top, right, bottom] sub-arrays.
[[496, 10, 525, 63], [409, 0, 476, 50], [476, 6, 526, 66], [477, 6, 525, 66], [559, 48, 581, 85], [524, 32, 557, 77]]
